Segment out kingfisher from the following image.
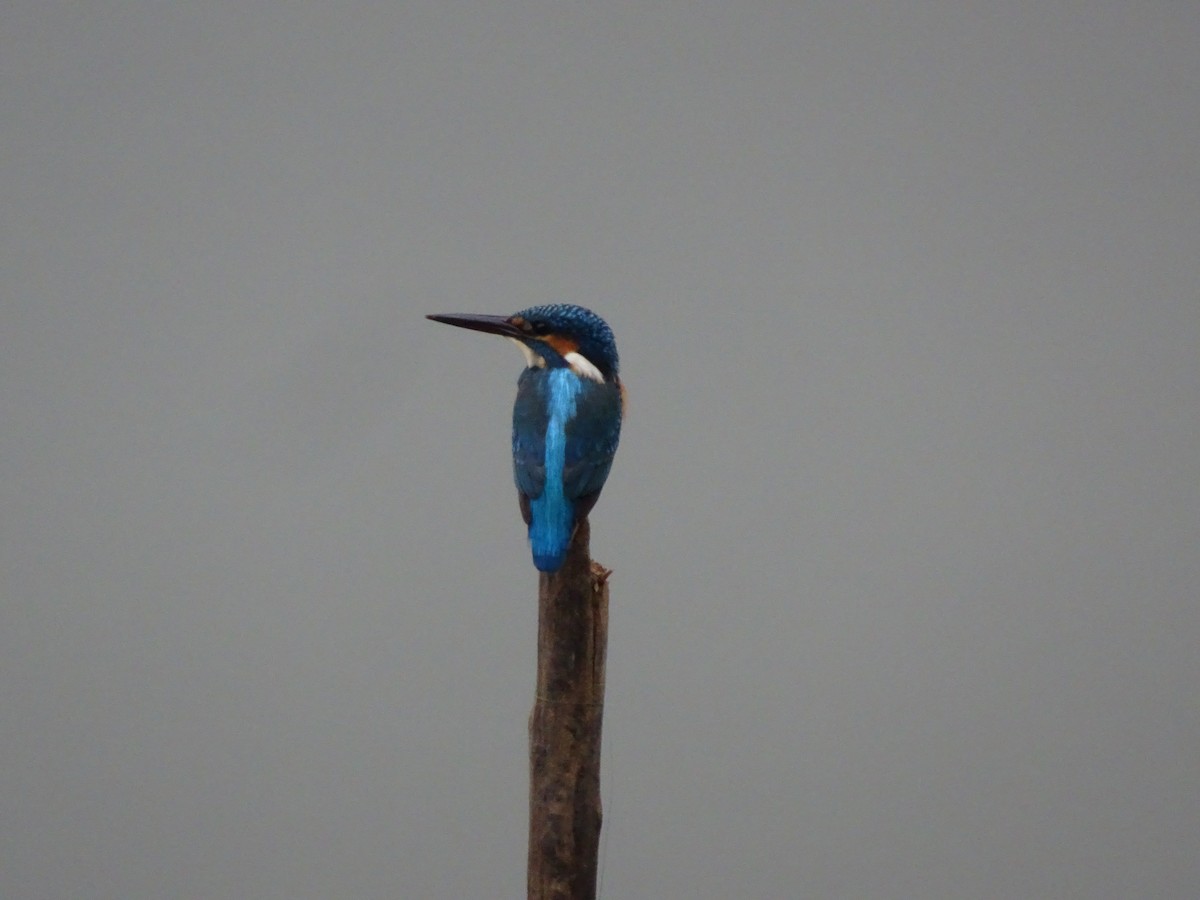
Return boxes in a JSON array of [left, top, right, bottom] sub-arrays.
[[426, 304, 624, 573]]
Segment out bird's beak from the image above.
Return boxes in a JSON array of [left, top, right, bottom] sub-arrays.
[[426, 313, 524, 339]]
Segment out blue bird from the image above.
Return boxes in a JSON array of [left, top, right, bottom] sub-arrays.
[[427, 304, 624, 572]]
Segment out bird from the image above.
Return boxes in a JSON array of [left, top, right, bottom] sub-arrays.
[[427, 304, 624, 573]]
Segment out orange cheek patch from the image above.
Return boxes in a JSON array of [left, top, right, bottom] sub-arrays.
[[543, 334, 579, 357]]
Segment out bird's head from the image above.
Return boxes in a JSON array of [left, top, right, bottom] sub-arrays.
[[427, 303, 619, 383]]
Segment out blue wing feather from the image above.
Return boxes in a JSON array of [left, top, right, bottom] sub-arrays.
[[511, 368, 548, 504], [562, 380, 622, 499]]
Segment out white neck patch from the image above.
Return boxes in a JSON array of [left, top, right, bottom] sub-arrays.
[[564, 350, 605, 383], [509, 338, 545, 369]]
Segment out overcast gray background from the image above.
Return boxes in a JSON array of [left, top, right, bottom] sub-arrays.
[[3, 4, 1198, 898]]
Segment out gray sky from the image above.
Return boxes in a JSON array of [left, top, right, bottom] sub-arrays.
[[3, 4, 1198, 898]]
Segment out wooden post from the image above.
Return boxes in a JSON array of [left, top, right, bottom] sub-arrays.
[[527, 518, 610, 900]]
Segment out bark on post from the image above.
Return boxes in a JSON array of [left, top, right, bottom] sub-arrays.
[[527, 518, 610, 900]]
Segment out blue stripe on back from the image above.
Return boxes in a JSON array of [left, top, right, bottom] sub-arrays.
[[528, 368, 582, 571]]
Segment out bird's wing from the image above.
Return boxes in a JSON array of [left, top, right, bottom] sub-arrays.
[[562, 380, 623, 503], [512, 368, 548, 503]]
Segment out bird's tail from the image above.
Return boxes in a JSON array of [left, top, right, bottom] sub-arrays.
[[528, 499, 574, 573]]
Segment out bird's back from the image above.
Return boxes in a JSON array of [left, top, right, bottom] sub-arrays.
[[512, 366, 622, 571]]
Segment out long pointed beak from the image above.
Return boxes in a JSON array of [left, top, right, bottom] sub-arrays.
[[426, 313, 524, 339]]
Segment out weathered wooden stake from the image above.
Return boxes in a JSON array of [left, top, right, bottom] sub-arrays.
[[527, 518, 610, 900]]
